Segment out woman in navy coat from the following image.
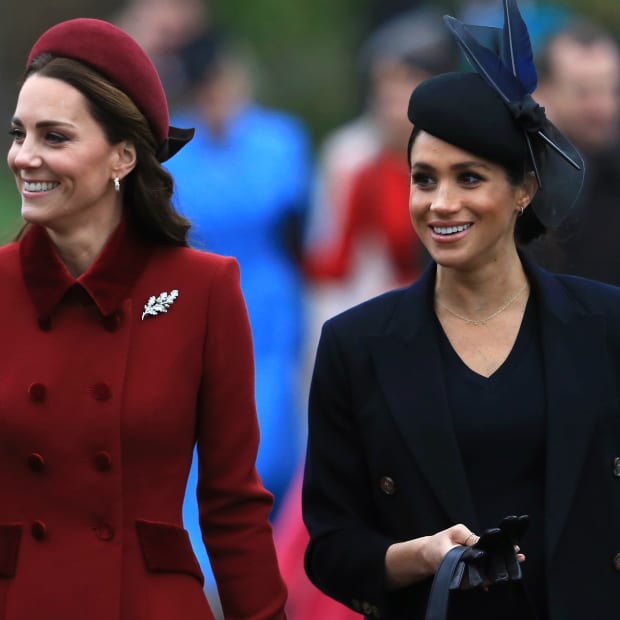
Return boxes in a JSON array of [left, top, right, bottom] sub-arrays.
[[302, 3, 620, 619]]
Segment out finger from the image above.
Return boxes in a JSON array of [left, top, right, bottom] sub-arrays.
[[500, 514, 529, 544]]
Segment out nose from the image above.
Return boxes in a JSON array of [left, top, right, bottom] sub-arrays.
[[429, 181, 461, 214], [9, 136, 43, 170]]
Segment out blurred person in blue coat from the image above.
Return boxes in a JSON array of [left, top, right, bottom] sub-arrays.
[[166, 34, 311, 511], [165, 34, 312, 616]]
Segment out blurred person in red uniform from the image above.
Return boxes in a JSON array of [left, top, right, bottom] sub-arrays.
[[1, 17, 286, 620], [274, 9, 456, 620], [526, 18, 620, 284], [304, 7, 457, 315]]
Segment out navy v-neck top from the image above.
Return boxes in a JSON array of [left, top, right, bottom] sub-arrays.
[[435, 296, 548, 619]]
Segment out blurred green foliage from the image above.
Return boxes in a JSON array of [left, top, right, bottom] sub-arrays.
[[210, 0, 369, 140], [0, 169, 22, 243], [561, 0, 620, 30]]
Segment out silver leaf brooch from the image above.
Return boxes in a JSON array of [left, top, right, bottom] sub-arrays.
[[141, 289, 179, 321]]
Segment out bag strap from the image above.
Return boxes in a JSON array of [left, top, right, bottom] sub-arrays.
[[424, 546, 469, 620]]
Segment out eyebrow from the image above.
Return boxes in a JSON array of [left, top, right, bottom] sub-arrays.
[[11, 118, 76, 129], [411, 161, 491, 172]]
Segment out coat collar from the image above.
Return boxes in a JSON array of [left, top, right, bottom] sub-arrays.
[[371, 257, 610, 559], [20, 218, 153, 321]]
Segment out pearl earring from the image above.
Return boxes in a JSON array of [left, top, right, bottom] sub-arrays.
[[114, 176, 120, 192]]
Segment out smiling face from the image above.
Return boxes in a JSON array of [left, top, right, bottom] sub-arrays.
[[409, 130, 532, 273], [7, 74, 129, 235]]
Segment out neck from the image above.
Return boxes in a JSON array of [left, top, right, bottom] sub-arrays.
[[434, 248, 527, 315], [45, 209, 122, 278]]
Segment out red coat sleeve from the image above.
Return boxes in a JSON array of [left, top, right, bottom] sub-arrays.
[[196, 258, 287, 619]]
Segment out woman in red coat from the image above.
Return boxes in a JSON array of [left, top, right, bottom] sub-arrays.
[[1, 18, 286, 620]]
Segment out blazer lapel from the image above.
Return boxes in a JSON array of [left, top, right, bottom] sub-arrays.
[[527, 263, 610, 561], [368, 259, 609, 549], [370, 267, 479, 529]]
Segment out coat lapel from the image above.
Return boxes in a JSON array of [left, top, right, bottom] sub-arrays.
[[370, 266, 479, 529], [527, 263, 610, 561], [369, 259, 611, 551]]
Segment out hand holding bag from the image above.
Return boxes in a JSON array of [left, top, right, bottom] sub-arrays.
[[424, 515, 529, 620]]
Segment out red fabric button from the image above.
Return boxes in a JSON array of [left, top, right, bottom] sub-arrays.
[[93, 523, 114, 541], [31, 520, 47, 541], [101, 313, 121, 332], [28, 383, 47, 403], [90, 382, 112, 401], [37, 317, 52, 331], [94, 451, 112, 471], [27, 453, 45, 472]]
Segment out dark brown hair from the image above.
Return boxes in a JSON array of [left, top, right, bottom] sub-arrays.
[[22, 54, 191, 246]]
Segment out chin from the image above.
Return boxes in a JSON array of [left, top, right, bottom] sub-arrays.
[[21, 207, 52, 227], [428, 246, 468, 268]]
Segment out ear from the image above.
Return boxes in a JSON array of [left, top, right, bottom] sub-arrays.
[[516, 171, 539, 213], [110, 141, 137, 181]]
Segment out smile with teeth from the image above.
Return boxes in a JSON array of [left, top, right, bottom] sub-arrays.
[[23, 181, 59, 193], [432, 223, 472, 236]]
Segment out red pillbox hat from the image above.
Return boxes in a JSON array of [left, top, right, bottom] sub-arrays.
[[26, 18, 192, 161]]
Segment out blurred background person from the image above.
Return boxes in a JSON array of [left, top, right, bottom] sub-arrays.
[[163, 32, 312, 619], [303, 7, 457, 346], [113, 0, 213, 108], [165, 32, 312, 513], [365, 0, 427, 28], [526, 18, 620, 284], [273, 9, 458, 619]]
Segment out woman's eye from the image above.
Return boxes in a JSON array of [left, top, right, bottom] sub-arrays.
[[46, 132, 68, 144], [8, 127, 24, 142], [411, 173, 435, 187], [460, 172, 482, 185]]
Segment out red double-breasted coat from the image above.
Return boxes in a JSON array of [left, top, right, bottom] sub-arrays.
[[0, 220, 287, 619]]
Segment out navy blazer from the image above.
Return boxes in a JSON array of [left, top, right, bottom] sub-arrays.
[[303, 258, 620, 620]]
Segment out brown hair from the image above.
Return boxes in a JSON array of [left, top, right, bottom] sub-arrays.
[[22, 54, 191, 246]]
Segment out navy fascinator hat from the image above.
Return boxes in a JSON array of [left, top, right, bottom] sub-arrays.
[[407, 0, 584, 229]]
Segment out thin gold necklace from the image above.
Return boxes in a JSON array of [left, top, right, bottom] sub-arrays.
[[435, 282, 528, 326]]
